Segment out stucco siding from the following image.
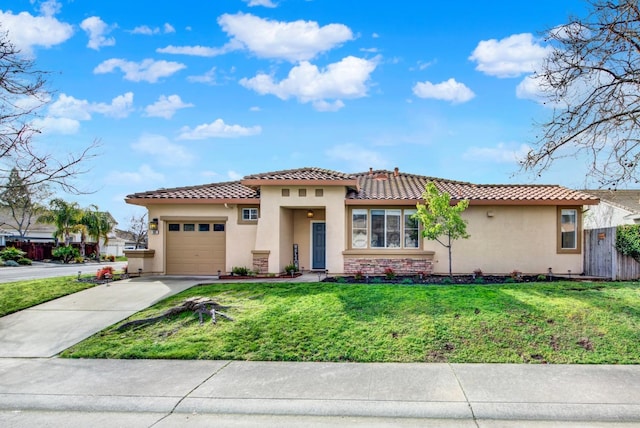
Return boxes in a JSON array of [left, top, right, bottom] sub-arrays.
[[422, 205, 583, 275]]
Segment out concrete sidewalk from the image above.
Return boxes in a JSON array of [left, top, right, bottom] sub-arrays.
[[0, 276, 639, 426]]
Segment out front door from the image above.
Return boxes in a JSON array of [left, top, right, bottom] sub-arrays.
[[312, 222, 326, 270]]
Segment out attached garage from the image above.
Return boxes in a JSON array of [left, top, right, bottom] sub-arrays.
[[165, 220, 226, 275]]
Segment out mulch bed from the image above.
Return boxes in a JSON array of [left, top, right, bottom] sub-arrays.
[[322, 275, 560, 285]]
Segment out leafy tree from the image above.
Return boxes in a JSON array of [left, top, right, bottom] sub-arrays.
[[413, 182, 470, 277], [0, 28, 99, 193], [38, 199, 83, 245], [0, 168, 49, 237], [524, 0, 640, 186], [81, 207, 116, 257]]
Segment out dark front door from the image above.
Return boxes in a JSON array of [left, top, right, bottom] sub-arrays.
[[312, 222, 326, 270]]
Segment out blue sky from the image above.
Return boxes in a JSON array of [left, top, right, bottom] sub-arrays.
[[1, 0, 591, 226]]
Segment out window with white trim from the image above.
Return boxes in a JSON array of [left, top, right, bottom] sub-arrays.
[[242, 207, 259, 221], [352, 208, 419, 249]]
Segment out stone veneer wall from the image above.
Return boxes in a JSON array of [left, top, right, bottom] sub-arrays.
[[344, 257, 433, 275], [252, 254, 269, 274]]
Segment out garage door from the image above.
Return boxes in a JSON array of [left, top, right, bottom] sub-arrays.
[[166, 222, 226, 275]]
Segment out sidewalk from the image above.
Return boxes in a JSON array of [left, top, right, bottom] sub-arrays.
[[0, 276, 639, 426]]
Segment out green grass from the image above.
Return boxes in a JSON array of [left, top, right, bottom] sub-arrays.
[[61, 281, 640, 363], [0, 276, 100, 317]]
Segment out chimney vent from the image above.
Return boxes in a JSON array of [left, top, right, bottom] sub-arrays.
[[394, 167, 399, 177]]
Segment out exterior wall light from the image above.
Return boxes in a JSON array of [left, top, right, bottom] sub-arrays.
[[149, 218, 159, 234], [307, 210, 314, 218]]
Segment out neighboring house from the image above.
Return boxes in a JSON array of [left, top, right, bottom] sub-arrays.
[[124, 167, 599, 276], [582, 189, 640, 229], [0, 209, 119, 257]]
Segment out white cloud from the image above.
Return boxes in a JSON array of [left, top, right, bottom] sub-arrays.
[[32, 116, 80, 134], [132, 23, 176, 35], [462, 142, 531, 164], [240, 56, 377, 111], [80, 16, 116, 50], [178, 119, 262, 140], [227, 170, 243, 180], [144, 95, 194, 119], [107, 164, 164, 185], [43, 92, 134, 131], [244, 0, 277, 7], [94, 58, 186, 83], [218, 12, 353, 62], [132, 134, 194, 165], [326, 143, 387, 171], [187, 67, 217, 84], [312, 99, 345, 112], [412, 78, 475, 104], [38, 0, 61, 16], [515, 74, 545, 102], [164, 23, 175, 33], [91, 92, 134, 118], [469, 33, 551, 78], [249, 106, 261, 112], [0, 8, 73, 54], [156, 44, 235, 57]]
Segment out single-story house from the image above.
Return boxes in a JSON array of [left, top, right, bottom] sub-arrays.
[[582, 189, 640, 229], [124, 167, 599, 276]]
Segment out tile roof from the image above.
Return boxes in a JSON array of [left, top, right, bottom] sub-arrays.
[[242, 167, 355, 182], [348, 169, 598, 204], [582, 189, 640, 214], [125, 167, 599, 205], [126, 181, 259, 201]]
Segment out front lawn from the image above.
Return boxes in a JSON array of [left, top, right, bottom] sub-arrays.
[[61, 281, 640, 363], [0, 276, 100, 317]]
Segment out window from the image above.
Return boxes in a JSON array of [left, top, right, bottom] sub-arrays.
[[352, 209, 368, 248], [242, 208, 259, 221], [366, 209, 412, 249], [199, 224, 210, 232], [559, 208, 578, 251], [282, 189, 290, 197], [213, 224, 225, 232], [298, 189, 307, 197], [183, 223, 195, 232], [315, 189, 324, 197], [168, 223, 180, 232], [404, 209, 419, 248]]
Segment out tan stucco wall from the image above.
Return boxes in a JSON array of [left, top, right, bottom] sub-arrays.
[[145, 203, 256, 274], [423, 205, 584, 275], [253, 186, 345, 273]]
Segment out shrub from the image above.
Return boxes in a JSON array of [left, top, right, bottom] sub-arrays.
[[384, 267, 396, 279], [442, 277, 453, 285], [336, 276, 347, 283], [284, 263, 298, 274], [504, 277, 516, 283], [74, 256, 84, 264], [537, 274, 547, 281], [473, 268, 483, 278], [616, 224, 640, 261], [371, 277, 383, 284], [401, 278, 413, 285], [17, 257, 32, 265], [103, 254, 115, 262], [0, 247, 26, 262], [3, 260, 19, 267], [96, 266, 114, 279], [474, 277, 485, 284], [511, 270, 522, 280], [52, 245, 80, 264], [232, 266, 249, 276], [354, 270, 364, 280]]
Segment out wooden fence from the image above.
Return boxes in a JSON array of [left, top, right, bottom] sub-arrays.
[[584, 227, 640, 280]]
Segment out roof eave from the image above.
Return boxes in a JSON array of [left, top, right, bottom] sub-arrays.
[[241, 178, 359, 188], [125, 197, 260, 206]]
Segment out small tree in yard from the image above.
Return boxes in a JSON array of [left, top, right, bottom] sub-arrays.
[[413, 182, 470, 277]]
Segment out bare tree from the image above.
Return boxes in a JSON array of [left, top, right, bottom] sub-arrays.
[[523, 0, 640, 186], [0, 29, 99, 193], [124, 212, 148, 249]]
